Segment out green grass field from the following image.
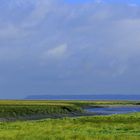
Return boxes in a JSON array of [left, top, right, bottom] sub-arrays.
[[0, 100, 140, 140]]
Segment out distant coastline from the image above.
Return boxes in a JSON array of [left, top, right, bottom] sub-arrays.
[[25, 94, 140, 101]]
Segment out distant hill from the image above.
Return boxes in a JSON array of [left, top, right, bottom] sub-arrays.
[[25, 94, 140, 100]]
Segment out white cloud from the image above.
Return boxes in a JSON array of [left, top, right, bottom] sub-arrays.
[[42, 44, 68, 60]]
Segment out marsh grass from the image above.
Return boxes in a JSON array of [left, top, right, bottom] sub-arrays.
[[0, 105, 83, 119], [0, 113, 140, 140]]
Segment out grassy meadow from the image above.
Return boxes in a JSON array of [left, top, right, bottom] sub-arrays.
[[0, 100, 140, 140]]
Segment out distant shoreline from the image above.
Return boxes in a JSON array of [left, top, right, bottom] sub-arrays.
[[25, 94, 140, 101]]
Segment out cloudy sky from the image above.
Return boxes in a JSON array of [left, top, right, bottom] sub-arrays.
[[0, 0, 140, 99]]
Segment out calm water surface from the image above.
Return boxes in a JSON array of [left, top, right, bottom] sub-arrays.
[[86, 106, 140, 115]]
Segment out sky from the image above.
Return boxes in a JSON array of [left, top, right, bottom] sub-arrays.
[[0, 0, 140, 99]]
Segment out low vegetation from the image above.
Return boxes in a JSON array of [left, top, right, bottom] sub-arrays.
[[0, 113, 140, 140], [0, 104, 83, 120], [0, 100, 139, 120], [0, 100, 140, 140]]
